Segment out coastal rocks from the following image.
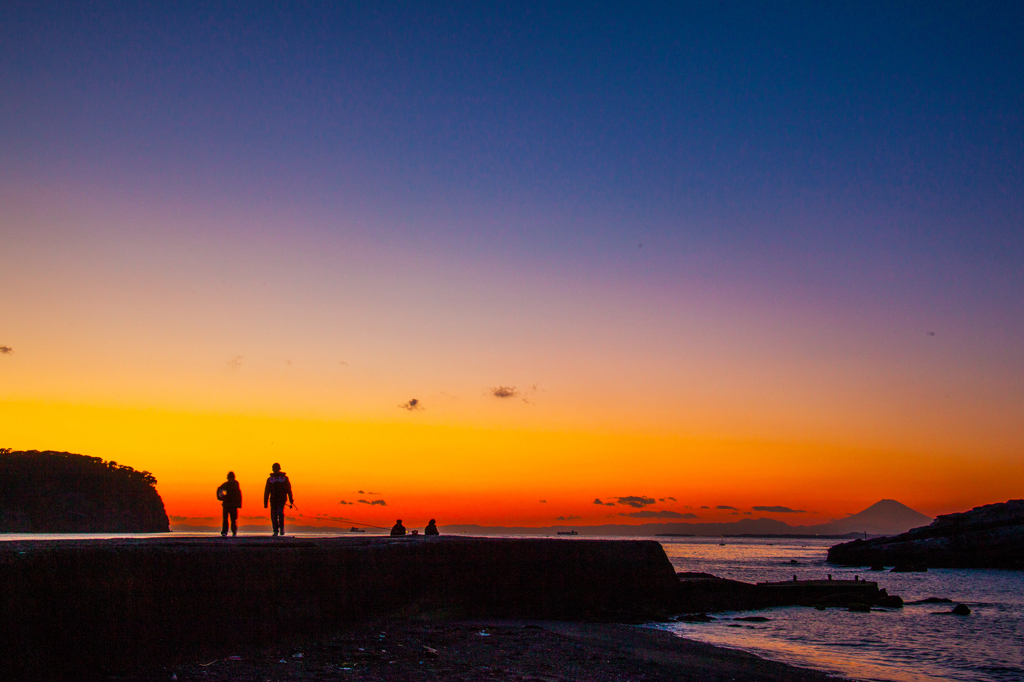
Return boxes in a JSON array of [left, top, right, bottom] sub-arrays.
[[931, 604, 972, 616], [827, 499, 1024, 570], [676, 613, 716, 622], [876, 595, 904, 608], [906, 597, 952, 605], [0, 450, 169, 532]]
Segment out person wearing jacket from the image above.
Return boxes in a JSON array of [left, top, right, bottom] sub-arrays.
[[217, 472, 242, 537], [263, 463, 294, 537]]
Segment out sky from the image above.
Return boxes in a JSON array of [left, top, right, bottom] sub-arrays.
[[1, 1, 1022, 528]]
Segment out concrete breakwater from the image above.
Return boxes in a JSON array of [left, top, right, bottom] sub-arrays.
[[0, 536, 677, 678], [674, 573, 890, 613]]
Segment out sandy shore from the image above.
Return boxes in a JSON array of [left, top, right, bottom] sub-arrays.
[[126, 619, 846, 682]]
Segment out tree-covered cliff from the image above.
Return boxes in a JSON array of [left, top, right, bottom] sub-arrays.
[[0, 450, 169, 532]]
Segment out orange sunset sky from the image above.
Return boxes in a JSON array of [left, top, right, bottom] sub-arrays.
[[2, 5, 1023, 529], [2, 188, 1021, 528]]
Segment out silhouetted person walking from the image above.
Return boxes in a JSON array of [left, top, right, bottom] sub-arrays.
[[425, 519, 439, 536], [264, 463, 293, 536], [217, 472, 242, 537], [390, 519, 406, 536]]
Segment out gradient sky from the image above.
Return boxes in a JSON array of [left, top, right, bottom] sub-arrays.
[[2, 2, 1022, 528]]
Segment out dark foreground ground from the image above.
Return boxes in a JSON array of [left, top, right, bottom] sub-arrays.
[[123, 619, 843, 682]]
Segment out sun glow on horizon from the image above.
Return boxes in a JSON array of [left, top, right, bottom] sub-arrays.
[[2, 5, 1023, 531], [2, 396, 1019, 527]]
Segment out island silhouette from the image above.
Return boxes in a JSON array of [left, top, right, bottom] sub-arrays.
[[0, 449, 169, 532]]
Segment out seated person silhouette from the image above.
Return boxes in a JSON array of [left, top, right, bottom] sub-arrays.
[[425, 519, 439, 535], [390, 519, 406, 536]]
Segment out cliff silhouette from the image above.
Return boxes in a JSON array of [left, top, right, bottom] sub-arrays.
[[0, 450, 169, 532]]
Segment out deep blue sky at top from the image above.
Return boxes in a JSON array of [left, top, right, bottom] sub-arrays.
[[2, 1, 1022, 278]]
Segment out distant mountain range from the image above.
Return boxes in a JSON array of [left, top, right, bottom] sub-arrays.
[[808, 499, 932, 535], [828, 499, 1024, 569], [439, 499, 932, 537], [170, 499, 932, 537]]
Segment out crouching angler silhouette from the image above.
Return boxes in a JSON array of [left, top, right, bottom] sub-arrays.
[[390, 519, 406, 536], [425, 519, 439, 535], [217, 472, 242, 537], [263, 463, 293, 536]]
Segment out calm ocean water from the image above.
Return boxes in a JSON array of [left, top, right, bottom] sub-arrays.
[[4, 532, 1020, 681], [655, 536, 1024, 682]]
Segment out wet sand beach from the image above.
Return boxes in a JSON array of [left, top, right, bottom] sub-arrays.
[[135, 619, 845, 682]]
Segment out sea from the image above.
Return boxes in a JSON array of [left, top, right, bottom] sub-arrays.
[[2, 532, 1021, 682], [656, 535, 1024, 682]]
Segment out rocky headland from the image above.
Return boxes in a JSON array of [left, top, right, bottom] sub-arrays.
[[827, 499, 1024, 570], [0, 449, 169, 532]]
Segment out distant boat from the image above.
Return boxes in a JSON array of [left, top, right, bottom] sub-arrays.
[[557, 530, 578, 536], [349, 527, 365, 533]]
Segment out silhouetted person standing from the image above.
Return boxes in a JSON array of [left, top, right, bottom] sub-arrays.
[[390, 519, 406, 536], [217, 472, 242, 537], [264, 463, 293, 536], [424, 519, 439, 536]]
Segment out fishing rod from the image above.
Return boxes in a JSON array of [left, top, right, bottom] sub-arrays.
[[312, 515, 391, 531], [289, 503, 391, 531]]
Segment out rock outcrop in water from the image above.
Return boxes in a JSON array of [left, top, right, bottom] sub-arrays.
[[827, 499, 1024, 570], [0, 449, 169, 532]]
